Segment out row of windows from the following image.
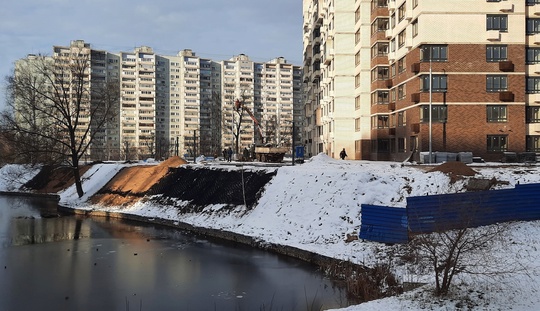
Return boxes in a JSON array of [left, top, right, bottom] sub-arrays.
[[370, 135, 510, 153], [371, 105, 540, 125]]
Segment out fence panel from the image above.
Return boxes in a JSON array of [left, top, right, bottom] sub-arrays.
[[407, 183, 540, 234], [359, 204, 408, 244]]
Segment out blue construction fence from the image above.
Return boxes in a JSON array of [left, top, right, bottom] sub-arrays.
[[359, 183, 540, 244]]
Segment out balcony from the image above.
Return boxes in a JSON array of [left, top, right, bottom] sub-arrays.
[[499, 61, 514, 72], [533, 33, 540, 45], [411, 62, 420, 74], [499, 91, 514, 102], [410, 93, 420, 103], [385, 29, 393, 39], [486, 30, 500, 41], [499, 2, 513, 12], [388, 1, 396, 11], [388, 102, 396, 111], [386, 79, 393, 88], [533, 64, 540, 74], [411, 123, 420, 134], [389, 128, 396, 136]]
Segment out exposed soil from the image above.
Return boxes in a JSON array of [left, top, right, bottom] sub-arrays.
[[24, 165, 92, 194], [91, 156, 187, 206], [427, 161, 478, 177]]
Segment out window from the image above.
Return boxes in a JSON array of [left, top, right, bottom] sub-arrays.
[[421, 75, 448, 92], [528, 0, 540, 5], [372, 115, 390, 129], [487, 135, 507, 152], [398, 57, 406, 72], [527, 77, 540, 93], [390, 13, 396, 29], [398, 30, 406, 48], [356, 51, 361, 64], [371, 139, 390, 153], [355, 118, 361, 131], [421, 45, 448, 62], [526, 136, 540, 152], [371, 42, 389, 58], [371, 66, 389, 81], [527, 48, 540, 64], [527, 18, 540, 34], [398, 3, 406, 22], [486, 14, 508, 31], [421, 105, 447, 122], [527, 106, 540, 123], [412, 19, 418, 37], [412, 0, 419, 8], [486, 75, 507, 92], [371, 18, 389, 35], [371, 0, 388, 10], [355, 74, 361, 88], [355, 96, 361, 110], [397, 111, 406, 126], [391, 63, 396, 77], [486, 45, 507, 62], [487, 105, 507, 122], [371, 91, 389, 105], [398, 138, 406, 153], [398, 84, 406, 99]]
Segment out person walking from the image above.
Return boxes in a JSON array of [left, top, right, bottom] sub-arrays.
[[339, 148, 347, 160], [227, 147, 233, 162]]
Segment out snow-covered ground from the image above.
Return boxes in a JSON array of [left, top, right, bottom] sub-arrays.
[[1, 154, 540, 310]]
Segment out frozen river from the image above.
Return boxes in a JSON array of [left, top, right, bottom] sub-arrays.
[[0, 195, 352, 311]]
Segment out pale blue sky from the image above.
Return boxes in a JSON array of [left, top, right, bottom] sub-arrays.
[[0, 0, 303, 107]]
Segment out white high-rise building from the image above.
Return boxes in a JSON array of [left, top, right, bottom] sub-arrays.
[[14, 41, 302, 161], [221, 54, 303, 154]]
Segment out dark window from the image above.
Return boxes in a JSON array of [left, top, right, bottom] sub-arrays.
[[486, 45, 507, 62], [528, 0, 540, 5], [398, 138, 406, 153], [371, 139, 389, 153], [421, 45, 448, 62], [421, 105, 447, 122], [527, 77, 540, 94], [372, 115, 390, 129], [371, 66, 389, 81], [527, 106, 540, 123], [487, 135, 507, 152], [486, 75, 508, 92], [487, 105, 507, 122], [397, 111, 406, 126], [487, 15, 508, 31], [371, 90, 389, 105], [526, 135, 540, 152], [527, 48, 540, 64], [421, 75, 448, 92], [527, 18, 540, 34]]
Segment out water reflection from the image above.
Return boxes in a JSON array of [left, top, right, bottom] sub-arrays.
[[0, 196, 352, 310]]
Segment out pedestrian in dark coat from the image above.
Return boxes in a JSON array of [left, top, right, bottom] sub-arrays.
[[227, 147, 233, 162], [339, 148, 347, 160]]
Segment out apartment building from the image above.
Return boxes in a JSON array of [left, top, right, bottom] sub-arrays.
[[221, 54, 303, 153], [302, 0, 362, 160], [156, 50, 222, 159], [304, 0, 539, 162], [15, 40, 302, 161]]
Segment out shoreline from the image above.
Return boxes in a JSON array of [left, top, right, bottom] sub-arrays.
[[57, 204, 358, 270]]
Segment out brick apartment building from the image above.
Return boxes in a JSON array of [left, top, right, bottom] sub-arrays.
[[304, 0, 538, 162]]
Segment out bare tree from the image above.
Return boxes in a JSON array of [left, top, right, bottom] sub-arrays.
[[1, 53, 119, 197], [406, 200, 519, 297]]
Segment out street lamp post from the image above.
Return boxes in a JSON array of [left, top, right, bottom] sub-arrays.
[[428, 55, 433, 164]]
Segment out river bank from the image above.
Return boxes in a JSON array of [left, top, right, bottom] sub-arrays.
[[3, 155, 540, 310]]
